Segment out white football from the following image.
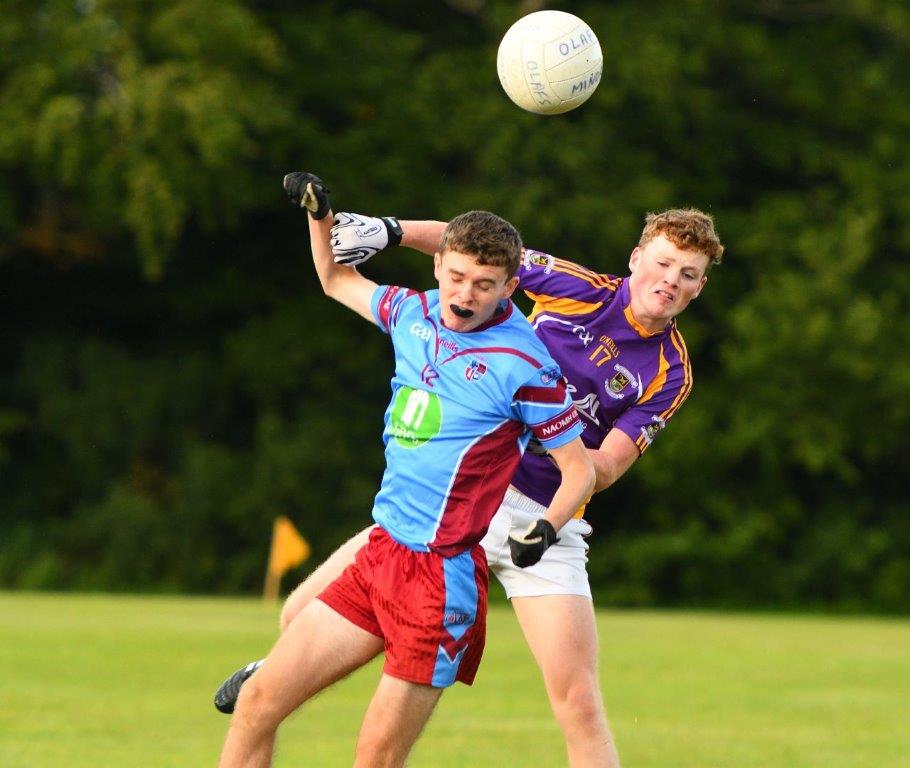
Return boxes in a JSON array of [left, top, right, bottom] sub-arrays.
[[497, 10, 603, 115]]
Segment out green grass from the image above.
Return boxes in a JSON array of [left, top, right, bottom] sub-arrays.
[[1, 592, 908, 767]]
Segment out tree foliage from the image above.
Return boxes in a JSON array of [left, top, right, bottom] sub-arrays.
[[1, 0, 908, 609]]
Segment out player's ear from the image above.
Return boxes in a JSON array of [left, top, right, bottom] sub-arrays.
[[693, 274, 708, 298], [628, 246, 642, 272], [501, 275, 520, 299], [433, 252, 443, 280]]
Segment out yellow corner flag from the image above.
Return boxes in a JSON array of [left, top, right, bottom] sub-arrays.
[[263, 516, 310, 601]]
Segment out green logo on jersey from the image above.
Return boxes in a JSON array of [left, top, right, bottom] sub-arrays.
[[389, 386, 442, 448]]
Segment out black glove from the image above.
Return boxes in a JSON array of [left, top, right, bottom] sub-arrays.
[[508, 519, 559, 568], [282, 172, 332, 220]]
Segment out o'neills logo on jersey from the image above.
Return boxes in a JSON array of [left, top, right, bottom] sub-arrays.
[[573, 392, 601, 426], [465, 360, 487, 381], [378, 290, 396, 326], [534, 408, 580, 440]]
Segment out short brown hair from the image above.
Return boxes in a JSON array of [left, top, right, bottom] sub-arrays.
[[438, 211, 523, 278], [639, 209, 724, 269]]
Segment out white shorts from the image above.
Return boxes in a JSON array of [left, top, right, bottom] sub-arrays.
[[481, 487, 593, 599]]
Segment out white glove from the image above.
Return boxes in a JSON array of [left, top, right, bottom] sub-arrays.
[[330, 212, 403, 266]]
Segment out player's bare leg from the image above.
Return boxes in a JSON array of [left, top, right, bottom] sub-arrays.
[[354, 674, 443, 768], [218, 599, 383, 768], [511, 594, 620, 768], [214, 525, 374, 713], [280, 524, 374, 631]]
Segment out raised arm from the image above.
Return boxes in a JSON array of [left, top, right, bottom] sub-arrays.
[[284, 173, 377, 323], [307, 212, 377, 322], [330, 214, 447, 265], [400, 220, 447, 255]]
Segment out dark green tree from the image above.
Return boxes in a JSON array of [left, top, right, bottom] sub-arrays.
[[1, 0, 908, 609]]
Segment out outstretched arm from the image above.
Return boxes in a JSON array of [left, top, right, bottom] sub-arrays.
[[330, 214, 446, 265], [399, 220, 447, 255]]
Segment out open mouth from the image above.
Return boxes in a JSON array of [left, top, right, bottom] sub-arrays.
[[450, 304, 474, 319], [654, 289, 675, 302]]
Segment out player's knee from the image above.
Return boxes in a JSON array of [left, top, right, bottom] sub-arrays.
[[232, 677, 285, 734], [550, 678, 606, 730]]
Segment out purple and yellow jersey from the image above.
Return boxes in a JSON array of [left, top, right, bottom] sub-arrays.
[[510, 250, 693, 509], [369, 285, 584, 558]]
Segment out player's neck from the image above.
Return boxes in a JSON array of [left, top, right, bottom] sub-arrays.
[[624, 302, 668, 337]]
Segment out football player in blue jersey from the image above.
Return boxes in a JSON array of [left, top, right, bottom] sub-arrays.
[[216, 174, 594, 768]]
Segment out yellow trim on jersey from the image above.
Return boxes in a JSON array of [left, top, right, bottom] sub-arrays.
[[623, 303, 663, 338], [552, 259, 621, 291], [634, 325, 693, 454], [638, 344, 670, 405], [662, 327, 693, 420], [572, 491, 594, 519], [523, 260, 619, 321], [525, 292, 603, 321]]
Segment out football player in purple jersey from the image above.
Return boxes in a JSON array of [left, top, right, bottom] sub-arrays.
[[216, 204, 723, 768]]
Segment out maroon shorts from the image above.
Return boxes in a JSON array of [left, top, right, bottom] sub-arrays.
[[318, 526, 488, 687]]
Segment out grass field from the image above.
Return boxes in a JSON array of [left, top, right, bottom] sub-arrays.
[[1, 592, 908, 767]]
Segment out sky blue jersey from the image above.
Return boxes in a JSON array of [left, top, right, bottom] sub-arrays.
[[369, 285, 584, 557]]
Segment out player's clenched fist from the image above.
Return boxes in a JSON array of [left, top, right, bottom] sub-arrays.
[[283, 172, 332, 220], [331, 212, 403, 266], [508, 519, 559, 568]]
